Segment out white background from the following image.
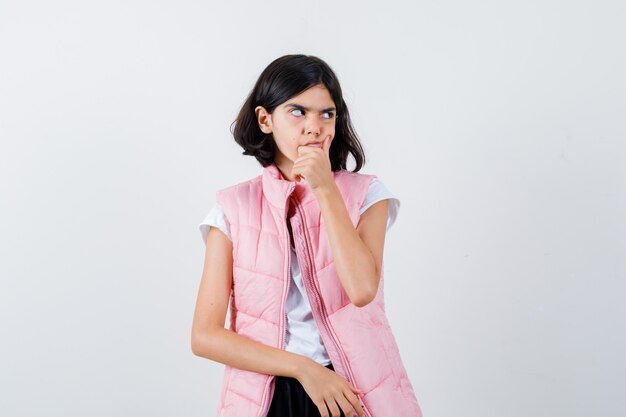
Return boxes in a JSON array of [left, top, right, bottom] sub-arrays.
[[1, 1, 624, 416]]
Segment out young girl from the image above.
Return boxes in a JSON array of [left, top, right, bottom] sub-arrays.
[[192, 54, 423, 417]]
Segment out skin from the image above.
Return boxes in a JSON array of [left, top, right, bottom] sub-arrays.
[[191, 84, 390, 417]]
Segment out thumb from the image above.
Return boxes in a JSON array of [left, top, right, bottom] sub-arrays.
[[323, 135, 331, 156]]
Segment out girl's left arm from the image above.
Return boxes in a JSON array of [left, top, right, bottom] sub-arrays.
[[292, 135, 388, 308], [314, 183, 388, 307]]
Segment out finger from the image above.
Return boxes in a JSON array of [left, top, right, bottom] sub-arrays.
[[313, 399, 330, 417], [290, 164, 302, 182], [291, 159, 308, 172], [323, 134, 331, 157], [293, 153, 316, 164], [335, 395, 356, 417], [324, 397, 341, 417], [350, 384, 364, 394], [292, 160, 313, 180], [344, 390, 365, 417]]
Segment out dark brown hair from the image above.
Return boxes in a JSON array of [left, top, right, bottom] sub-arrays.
[[230, 54, 366, 172]]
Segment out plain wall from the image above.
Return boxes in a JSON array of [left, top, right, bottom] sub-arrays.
[[1, 0, 624, 416]]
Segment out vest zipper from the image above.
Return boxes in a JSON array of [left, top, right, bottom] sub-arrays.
[[256, 184, 295, 417], [257, 186, 372, 417], [290, 193, 373, 417]]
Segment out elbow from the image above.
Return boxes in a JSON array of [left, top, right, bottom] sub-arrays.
[[191, 327, 218, 357], [352, 297, 370, 308], [350, 269, 381, 307], [191, 331, 203, 357], [350, 283, 378, 308]]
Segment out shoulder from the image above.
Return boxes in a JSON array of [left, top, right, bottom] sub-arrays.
[[359, 175, 401, 231], [328, 170, 376, 218], [212, 174, 264, 227], [366, 177, 396, 197], [333, 169, 376, 202], [198, 202, 231, 244], [334, 169, 376, 182], [334, 170, 397, 200], [216, 174, 263, 199]]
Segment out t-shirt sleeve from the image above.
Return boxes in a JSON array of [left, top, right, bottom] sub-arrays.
[[198, 202, 232, 245], [358, 177, 400, 232]]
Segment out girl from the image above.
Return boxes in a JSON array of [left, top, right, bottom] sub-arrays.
[[192, 54, 423, 417]]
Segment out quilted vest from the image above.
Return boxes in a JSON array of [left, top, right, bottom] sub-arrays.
[[213, 162, 423, 417]]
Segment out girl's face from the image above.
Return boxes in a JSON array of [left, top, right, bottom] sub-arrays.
[[255, 84, 337, 180]]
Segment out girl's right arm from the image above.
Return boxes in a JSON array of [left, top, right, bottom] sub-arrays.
[[191, 225, 308, 378], [191, 226, 364, 417]]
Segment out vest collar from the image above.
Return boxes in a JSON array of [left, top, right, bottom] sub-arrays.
[[262, 162, 337, 209]]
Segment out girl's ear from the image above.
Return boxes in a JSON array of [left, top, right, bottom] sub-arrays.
[[254, 105, 272, 134]]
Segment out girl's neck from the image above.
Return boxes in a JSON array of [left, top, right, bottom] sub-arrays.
[[275, 159, 297, 182]]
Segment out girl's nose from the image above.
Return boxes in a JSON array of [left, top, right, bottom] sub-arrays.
[[305, 123, 321, 136]]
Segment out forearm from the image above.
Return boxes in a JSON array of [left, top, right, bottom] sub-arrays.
[[314, 183, 377, 305], [192, 326, 315, 379]]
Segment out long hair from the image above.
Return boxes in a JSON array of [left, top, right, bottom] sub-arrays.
[[231, 54, 366, 172]]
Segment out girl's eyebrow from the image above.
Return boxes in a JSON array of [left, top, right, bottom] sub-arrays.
[[285, 103, 336, 112]]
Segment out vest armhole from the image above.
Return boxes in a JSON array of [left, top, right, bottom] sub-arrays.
[[358, 174, 378, 212], [215, 189, 235, 231]]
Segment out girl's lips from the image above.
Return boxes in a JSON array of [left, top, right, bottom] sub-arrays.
[[306, 142, 323, 147]]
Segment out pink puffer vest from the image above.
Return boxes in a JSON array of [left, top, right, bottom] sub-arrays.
[[213, 162, 423, 417]]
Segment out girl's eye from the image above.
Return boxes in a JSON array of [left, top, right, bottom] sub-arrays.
[[290, 109, 335, 119]]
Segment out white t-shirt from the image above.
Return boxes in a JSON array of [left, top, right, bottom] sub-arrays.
[[198, 177, 400, 366]]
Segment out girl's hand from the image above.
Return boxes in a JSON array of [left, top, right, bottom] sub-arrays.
[[291, 135, 334, 192], [296, 359, 365, 417]]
